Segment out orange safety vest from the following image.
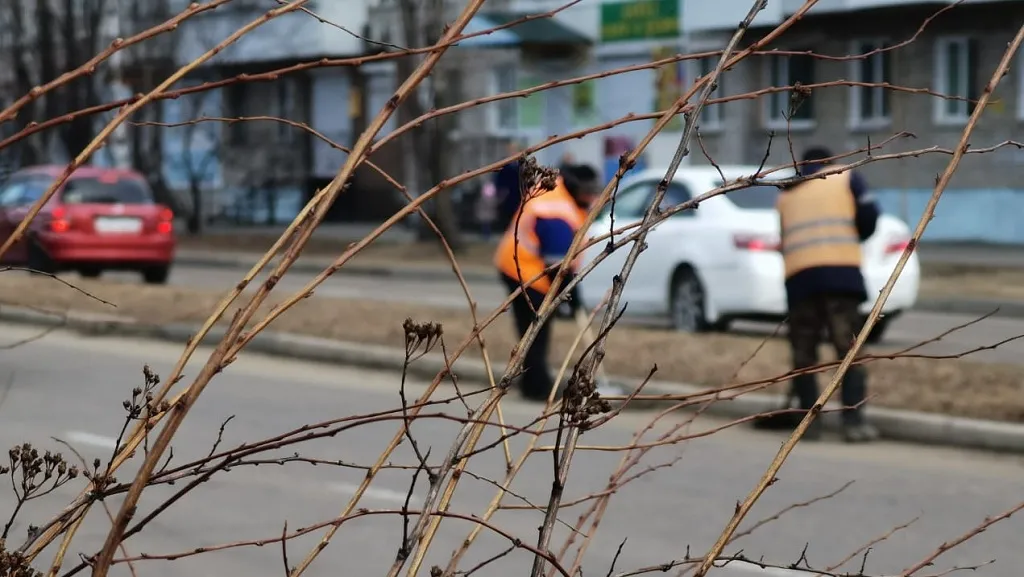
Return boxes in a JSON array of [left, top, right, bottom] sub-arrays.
[[776, 167, 862, 279], [493, 177, 587, 294]]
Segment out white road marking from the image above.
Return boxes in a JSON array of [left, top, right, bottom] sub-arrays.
[[724, 562, 805, 576], [330, 482, 419, 504], [65, 430, 119, 450], [726, 561, 886, 577]]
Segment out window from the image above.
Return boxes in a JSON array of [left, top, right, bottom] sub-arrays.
[[62, 178, 155, 205], [225, 83, 247, 144], [934, 36, 978, 124], [765, 50, 815, 126], [491, 64, 518, 132], [0, 176, 49, 207], [516, 73, 545, 129], [572, 81, 597, 127], [275, 79, 298, 142], [659, 183, 695, 217], [849, 40, 892, 127], [599, 181, 655, 221], [693, 56, 724, 130], [722, 184, 780, 210], [598, 181, 695, 221]]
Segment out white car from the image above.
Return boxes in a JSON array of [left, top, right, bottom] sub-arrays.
[[577, 164, 920, 343]]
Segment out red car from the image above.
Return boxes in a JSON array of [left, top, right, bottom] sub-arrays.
[[0, 165, 176, 284]]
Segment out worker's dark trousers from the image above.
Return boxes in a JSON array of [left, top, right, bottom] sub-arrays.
[[787, 294, 868, 425], [500, 273, 554, 400]]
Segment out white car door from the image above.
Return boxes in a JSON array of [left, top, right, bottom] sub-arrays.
[[626, 180, 704, 311], [578, 179, 661, 314]]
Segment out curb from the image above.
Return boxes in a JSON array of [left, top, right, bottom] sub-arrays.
[[174, 252, 496, 283], [913, 298, 1024, 319], [175, 252, 1024, 319], [4, 306, 1024, 455]]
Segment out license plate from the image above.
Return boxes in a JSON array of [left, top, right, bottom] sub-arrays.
[[94, 216, 143, 234]]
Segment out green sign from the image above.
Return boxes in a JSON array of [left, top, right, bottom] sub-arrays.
[[601, 0, 679, 42]]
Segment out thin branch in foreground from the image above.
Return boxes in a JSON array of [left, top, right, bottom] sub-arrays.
[[0, 267, 116, 307], [690, 17, 1024, 577]]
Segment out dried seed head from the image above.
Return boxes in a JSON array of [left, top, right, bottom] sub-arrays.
[[518, 155, 559, 201], [561, 365, 613, 429], [142, 364, 160, 388], [0, 541, 42, 577], [403, 318, 444, 356]]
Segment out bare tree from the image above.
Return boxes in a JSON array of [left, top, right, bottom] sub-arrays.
[[393, 0, 466, 251], [0, 0, 112, 165], [1, 1, 1024, 576], [116, 0, 182, 212], [163, 86, 221, 233]]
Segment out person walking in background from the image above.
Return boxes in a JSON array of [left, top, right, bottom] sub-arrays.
[[476, 180, 499, 240], [558, 151, 576, 174], [495, 140, 524, 231], [754, 146, 882, 443], [493, 164, 599, 401]]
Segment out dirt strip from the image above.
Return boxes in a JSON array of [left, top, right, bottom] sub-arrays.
[[176, 235, 1024, 302]]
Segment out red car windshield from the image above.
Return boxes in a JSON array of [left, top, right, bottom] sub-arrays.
[[62, 177, 154, 205], [0, 175, 49, 207], [0, 174, 154, 207]]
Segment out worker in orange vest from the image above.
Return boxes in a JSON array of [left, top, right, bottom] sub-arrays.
[[494, 163, 599, 401], [754, 146, 882, 443]]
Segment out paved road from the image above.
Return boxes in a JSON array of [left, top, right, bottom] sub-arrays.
[[93, 264, 1024, 367], [0, 324, 1022, 577]]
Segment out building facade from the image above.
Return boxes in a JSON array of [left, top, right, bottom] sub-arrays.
[[161, 0, 376, 225], [692, 0, 1024, 243], [4, 0, 1019, 240], [477, 0, 1024, 243]]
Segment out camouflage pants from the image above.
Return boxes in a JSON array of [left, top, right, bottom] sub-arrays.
[[787, 294, 868, 425]]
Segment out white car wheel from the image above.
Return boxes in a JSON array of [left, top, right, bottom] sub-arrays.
[[670, 269, 710, 333]]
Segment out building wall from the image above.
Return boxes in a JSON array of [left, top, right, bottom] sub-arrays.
[[689, 2, 1024, 243], [174, 0, 370, 65], [310, 68, 355, 180]]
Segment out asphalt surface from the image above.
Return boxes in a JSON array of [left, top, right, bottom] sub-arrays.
[[0, 324, 1022, 577], [92, 264, 1024, 367]]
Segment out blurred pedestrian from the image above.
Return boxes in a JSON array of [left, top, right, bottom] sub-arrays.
[[753, 146, 882, 442], [558, 151, 576, 173], [476, 180, 499, 240], [493, 164, 599, 401], [495, 140, 524, 230]]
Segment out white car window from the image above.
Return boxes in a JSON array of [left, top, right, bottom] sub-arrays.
[[598, 180, 655, 222], [659, 183, 695, 217], [718, 182, 780, 210]]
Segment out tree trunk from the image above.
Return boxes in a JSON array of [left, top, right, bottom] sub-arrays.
[[396, 0, 464, 251], [424, 63, 464, 251], [188, 182, 204, 234]]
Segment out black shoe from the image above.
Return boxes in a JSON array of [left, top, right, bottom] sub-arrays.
[[752, 410, 803, 430], [753, 410, 822, 441]]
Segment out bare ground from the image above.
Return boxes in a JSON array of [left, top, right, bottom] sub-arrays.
[[178, 234, 1024, 301], [1, 272, 1023, 423]]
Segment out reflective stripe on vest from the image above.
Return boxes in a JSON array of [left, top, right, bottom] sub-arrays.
[[493, 179, 586, 294], [776, 168, 862, 279]]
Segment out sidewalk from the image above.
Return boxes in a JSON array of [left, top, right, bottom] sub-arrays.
[[173, 247, 1024, 320]]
